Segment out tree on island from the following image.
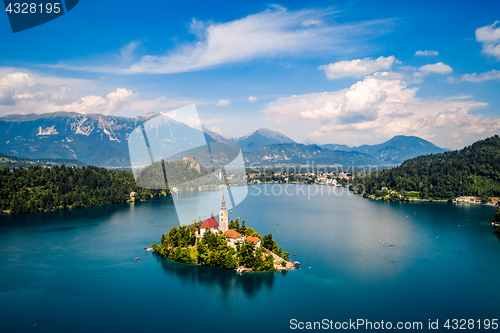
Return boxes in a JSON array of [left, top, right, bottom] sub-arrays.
[[194, 229, 237, 269], [494, 209, 500, 223], [229, 218, 241, 232], [237, 240, 275, 272], [262, 234, 289, 260], [229, 219, 263, 239]]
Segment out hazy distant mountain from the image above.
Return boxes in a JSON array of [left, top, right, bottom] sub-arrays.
[[244, 143, 376, 166], [203, 127, 296, 152], [321, 136, 447, 164], [236, 128, 296, 152], [201, 125, 236, 143], [302, 139, 321, 145], [321, 144, 351, 151]]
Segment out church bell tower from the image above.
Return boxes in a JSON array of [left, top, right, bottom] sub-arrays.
[[219, 195, 228, 232]]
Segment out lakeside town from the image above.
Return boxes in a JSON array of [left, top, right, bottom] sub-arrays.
[[246, 170, 500, 207]]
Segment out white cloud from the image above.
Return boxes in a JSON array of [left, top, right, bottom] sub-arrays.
[[164, 110, 177, 119], [210, 126, 224, 134], [64, 95, 107, 112], [476, 21, 500, 59], [55, 7, 392, 74], [309, 131, 325, 137], [418, 62, 453, 74], [415, 50, 439, 56], [458, 69, 500, 82], [248, 96, 258, 102], [298, 73, 415, 123], [106, 88, 138, 110], [62, 88, 138, 114], [216, 99, 231, 106], [0, 68, 192, 116], [301, 19, 322, 27], [319, 56, 398, 79], [262, 73, 494, 149], [0, 86, 15, 105], [0, 72, 36, 88]]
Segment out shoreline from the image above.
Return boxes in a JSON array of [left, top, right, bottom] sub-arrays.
[[153, 250, 294, 273]]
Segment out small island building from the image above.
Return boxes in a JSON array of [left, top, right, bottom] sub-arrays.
[[223, 229, 245, 247], [199, 213, 219, 237], [246, 236, 261, 248], [198, 195, 229, 237]]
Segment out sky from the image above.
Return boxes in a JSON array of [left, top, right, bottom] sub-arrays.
[[0, 0, 500, 149]]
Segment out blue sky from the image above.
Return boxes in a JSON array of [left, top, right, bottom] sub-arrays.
[[0, 0, 499, 149]]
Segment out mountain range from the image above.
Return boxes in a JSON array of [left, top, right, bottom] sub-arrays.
[[320, 135, 446, 164], [0, 112, 156, 168], [0, 111, 447, 168], [243, 144, 377, 167], [202, 126, 295, 152]]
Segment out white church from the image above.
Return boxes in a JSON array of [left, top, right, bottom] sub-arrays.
[[199, 195, 228, 236], [197, 196, 259, 247]]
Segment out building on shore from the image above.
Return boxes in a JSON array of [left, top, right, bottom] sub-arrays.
[[246, 236, 261, 248], [455, 196, 481, 203]]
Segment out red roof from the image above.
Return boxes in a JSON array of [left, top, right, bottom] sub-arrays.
[[200, 217, 218, 229], [223, 229, 243, 239], [246, 236, 260, 245]]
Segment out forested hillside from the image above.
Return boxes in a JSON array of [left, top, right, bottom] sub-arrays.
[[0, 155, 225, 215], [355, 135, 500, 201], [0, 165, 163, 215]]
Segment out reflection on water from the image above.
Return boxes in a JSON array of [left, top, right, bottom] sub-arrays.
[[153, 252, 278, 297]]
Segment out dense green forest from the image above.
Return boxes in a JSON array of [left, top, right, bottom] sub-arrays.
[[354, 135, 500, 201], [0, 157, 221, 215], [0, 164, 163, 214], [152, 218, 289, 272]]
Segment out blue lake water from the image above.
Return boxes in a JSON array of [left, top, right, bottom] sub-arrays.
[[1, 184, 499, 332]]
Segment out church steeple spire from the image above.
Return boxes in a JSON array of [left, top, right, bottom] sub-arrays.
[[219, 195, 229, 232]]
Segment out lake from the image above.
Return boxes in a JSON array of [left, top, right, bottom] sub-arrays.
[[1, 184, 499, 332]]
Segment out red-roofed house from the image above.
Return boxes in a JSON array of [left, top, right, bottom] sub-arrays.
[[200, 213, 219, 237], [246, 236, 261, 248], [223, 229, 245, 247]]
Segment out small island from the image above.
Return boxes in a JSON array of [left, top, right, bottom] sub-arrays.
[[152, 196, 296, 272]]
